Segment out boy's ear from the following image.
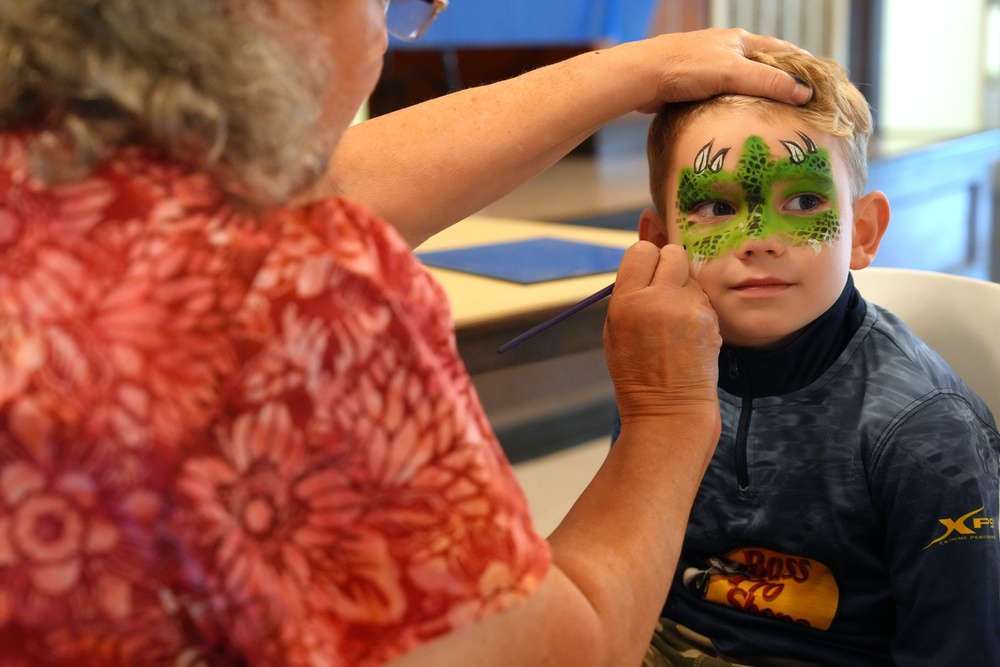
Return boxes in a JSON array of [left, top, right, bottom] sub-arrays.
[[639, 208, 670, 248], [849, 190, 890, 270]]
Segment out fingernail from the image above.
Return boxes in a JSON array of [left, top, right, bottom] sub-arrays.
[[789, 74, 812, 105]]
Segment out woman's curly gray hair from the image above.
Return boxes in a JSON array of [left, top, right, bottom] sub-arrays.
[[0, 0, 333, 207]]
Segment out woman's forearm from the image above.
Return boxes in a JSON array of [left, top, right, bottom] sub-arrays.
[[324, 47, 643, 246], [322, 29, 810, 247], [384, 412, 718, 667], [545, 411, 719, 665]]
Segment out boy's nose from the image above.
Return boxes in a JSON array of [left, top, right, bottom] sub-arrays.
[[734, 232, 785, 258]]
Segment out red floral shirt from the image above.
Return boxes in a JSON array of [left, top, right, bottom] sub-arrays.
[[0, 133, 550, 666]]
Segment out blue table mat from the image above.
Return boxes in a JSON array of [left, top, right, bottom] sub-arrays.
[[417, 237, 625, 285]]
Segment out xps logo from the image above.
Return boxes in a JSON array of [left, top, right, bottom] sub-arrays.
[[923, 506, 997, 549]]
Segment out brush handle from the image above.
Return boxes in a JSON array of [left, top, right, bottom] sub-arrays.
[[497, 282, 615, 354]]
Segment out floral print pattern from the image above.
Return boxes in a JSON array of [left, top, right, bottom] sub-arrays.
[[0, 133, 550, 666]]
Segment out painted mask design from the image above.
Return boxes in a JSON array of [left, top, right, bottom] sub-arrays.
[[676, 133, 841, 263]]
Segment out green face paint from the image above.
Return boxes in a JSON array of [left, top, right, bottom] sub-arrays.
[[675, 133, 841, 263]]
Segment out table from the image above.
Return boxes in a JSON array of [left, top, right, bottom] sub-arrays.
[[417, 216, 636, 371]]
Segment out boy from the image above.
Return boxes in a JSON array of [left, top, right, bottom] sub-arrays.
[[625, 52, 1000, 666]]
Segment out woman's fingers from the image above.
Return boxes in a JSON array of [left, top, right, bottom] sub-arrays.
[[719, 57, 813, 106], [614, 242, 691, 293], [605, 243, 721, 421], [737, 31, 811, 57], [629, 28, 812, 111], [649, 244, 693, 289], [612, 241, 662, 294]]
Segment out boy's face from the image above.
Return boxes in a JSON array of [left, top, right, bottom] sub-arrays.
[[645, 106, 864, 350]]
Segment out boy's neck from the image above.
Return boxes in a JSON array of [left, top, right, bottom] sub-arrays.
[[719, 276, 864, 399]]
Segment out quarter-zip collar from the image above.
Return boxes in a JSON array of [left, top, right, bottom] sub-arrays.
[[719, 275, 865, 399]]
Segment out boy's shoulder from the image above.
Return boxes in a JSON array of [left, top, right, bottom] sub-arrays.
[[843, 300, 995, 425]]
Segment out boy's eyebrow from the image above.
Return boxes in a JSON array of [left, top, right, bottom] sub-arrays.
[[690, 181, 742, 193], [674, 179, 740, 211], [771, 170, 837, 189]]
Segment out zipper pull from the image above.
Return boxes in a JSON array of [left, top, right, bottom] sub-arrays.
[[728, 350, 740, 380]]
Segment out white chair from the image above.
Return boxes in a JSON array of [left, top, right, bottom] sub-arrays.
[[851, 267, 1000, 416]]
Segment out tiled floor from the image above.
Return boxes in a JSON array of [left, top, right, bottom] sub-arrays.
[[511, 435, 611, 536]]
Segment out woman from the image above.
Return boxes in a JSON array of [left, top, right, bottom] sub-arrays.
[[0, 1, 808, 665]]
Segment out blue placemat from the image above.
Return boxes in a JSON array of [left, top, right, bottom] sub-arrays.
[[417, 237, 625, 285]]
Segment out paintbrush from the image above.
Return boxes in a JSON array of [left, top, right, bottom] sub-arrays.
[[497, 282, 615, 353]]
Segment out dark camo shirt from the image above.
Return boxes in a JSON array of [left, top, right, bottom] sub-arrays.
[[666, 300, 1000, 666]]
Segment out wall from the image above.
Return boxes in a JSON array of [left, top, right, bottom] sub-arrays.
[[879, 0, 987, 134]]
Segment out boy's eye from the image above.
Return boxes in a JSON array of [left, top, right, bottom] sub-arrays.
[[785, 193, 824, 212], [690, 201, 737, 218]]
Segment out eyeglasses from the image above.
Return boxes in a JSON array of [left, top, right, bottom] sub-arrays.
[[385, 0, 448, 41]]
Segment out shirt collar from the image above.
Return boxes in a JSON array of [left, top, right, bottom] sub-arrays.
[[719, 275, 865, 398]]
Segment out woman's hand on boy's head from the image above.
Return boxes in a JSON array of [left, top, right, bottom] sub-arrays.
[[630, 28, 813, 113], [604, 242, 721, 425]]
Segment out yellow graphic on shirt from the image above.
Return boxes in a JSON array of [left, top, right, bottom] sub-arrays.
[[923, 506, 997, 549], [682, 548, 839, 630]]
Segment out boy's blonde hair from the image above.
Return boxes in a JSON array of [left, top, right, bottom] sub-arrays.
[[647, 52, 873, 215]]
